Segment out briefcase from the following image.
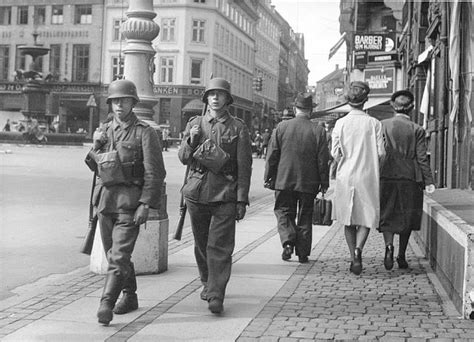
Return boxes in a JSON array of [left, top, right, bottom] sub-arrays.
[[312, 195, 333, 226]]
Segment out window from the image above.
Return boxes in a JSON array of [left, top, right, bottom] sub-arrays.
[[75, 5, 92, 24], [17, 6, 28, 25], [160, 57, 174, 83], [34, 6, 45, 25], [49, 44, 61, 77], [112, 56, 124, 80], [192, 20, 205, 43], [159, 98, 171, 125], [190, 59, 202, 85], [0, 7, 11, 25], [194, 0, 206, 3], [113, 18, 125, 41], [72, 45, 89, 82], [161, 18, 176, 42], [15, 45, 26, 71], [0, 45, 9, 80], [51, 5, 63, 24]]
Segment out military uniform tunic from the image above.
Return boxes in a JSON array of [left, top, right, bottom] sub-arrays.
[[178, 110, 252, 302], [93, 114, 166, 279]]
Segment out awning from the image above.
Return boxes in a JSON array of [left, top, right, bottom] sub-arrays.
[[312, 97, 390, 119], [328, 32, 347, 60], [364, 97, 390, 110], [182, 99, 204, 113]]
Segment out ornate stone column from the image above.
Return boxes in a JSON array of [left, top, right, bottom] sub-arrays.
[[121, 0, 160, 128]]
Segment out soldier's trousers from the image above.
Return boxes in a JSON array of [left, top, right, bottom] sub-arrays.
[[274, 190, 315, 257], [98, 212, 139, 280], [186, 200, 236, 302]]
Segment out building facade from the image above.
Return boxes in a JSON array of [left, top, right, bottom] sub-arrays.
[[0, 0, 311, 139], [0, 0, 105, 134]]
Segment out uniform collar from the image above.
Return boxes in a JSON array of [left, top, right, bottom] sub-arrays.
[[113, 113, 138, 130], [205, 109, 231, 123], [395, 113, 410, 120], [348, 109, 368, 116]]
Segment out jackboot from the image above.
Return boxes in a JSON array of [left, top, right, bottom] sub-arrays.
[[97, 273, 124, 325], [114, 265, 138, 315]]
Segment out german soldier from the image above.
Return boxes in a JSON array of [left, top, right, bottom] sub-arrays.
[[178, 77, 252, 314], [87, 79, 166, 325]]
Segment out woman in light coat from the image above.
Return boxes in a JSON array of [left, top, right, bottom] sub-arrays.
[[331, 81, 385, 275]]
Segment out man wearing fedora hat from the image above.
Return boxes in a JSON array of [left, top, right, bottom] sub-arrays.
[[331, 81, 385, 275], [265, 92, 329, 263]]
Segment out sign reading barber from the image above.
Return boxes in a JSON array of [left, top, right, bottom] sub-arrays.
[[354, 33, 386, 52]]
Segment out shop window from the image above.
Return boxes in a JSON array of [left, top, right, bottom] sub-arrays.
[[51, 5, 63, 25], [190, 58, 202, 85], [72, 44, 89, 82], [34, 6, 45, 25], [160, 57, 174, 83], [192, 19, 205, 43], [112, 56, 124, 80], [0, 7, 12, 25], [0, 45, 9, 80], [161, 18, 176, 42], [49, 44, 61, 79], [75, 5, 92, 25], [159, 98, 171, 125], [17, 6, 28, 25]]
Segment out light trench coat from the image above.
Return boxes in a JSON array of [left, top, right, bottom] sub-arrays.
[[331, 109, 385, 229]]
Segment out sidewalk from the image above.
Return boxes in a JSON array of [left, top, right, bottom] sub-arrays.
[[1, 194, 474, 341]]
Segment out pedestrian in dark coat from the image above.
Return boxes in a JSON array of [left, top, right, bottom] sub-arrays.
[[379, 90, 435, 270], [178, 77, 252, 314], [89, 79, 166, 325], [264, 93, 329, 263]]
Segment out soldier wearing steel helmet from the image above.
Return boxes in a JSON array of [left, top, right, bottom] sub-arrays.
[[178, 77, 252, 314], [87, 79, 166, 325]]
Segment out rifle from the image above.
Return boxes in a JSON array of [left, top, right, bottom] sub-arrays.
[[174, 74, 212, 240], [173, 166, 189, 240], [80, 171, 98, 254]]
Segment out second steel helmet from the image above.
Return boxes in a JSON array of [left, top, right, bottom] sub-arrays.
[[107, 79, 139, 104], [201, 77, 233, 105]]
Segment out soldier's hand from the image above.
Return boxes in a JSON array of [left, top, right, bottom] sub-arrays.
[[235, 202, 246, 221], [189, 124, 201, 147], [134, 203, 149, 226]]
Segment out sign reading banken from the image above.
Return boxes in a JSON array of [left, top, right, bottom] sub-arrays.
[[354, 34, 386, 52]]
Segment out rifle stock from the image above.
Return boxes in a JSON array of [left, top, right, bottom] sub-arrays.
[[173, 199, 187, 240], [80, 171, 98, 254], [80, 214, 98, 255]]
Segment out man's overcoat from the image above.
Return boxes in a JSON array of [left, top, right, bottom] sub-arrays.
[[331, 109, 385, 229], [265, 115, 329, 194]]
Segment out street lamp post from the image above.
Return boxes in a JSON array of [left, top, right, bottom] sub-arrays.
[[121, 0, 160, 128]]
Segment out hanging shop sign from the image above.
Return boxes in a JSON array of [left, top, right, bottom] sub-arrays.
[[354, 33, 386, 52], [364, 67, 395, 95], [354, 51, 367, 70]]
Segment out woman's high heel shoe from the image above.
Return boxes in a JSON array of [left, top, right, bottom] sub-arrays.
[[352, 248, 362, 275], [384, 244, 394, 270]]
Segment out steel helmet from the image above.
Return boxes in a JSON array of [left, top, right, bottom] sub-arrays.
[[107, 79, 139, 104], [201, 77, 233, 105]]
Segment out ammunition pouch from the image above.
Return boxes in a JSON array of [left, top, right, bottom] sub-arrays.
[[193, 138, 230, 174], [97, 150, 127, 187]]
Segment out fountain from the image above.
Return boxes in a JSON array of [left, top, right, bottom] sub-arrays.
[[18, 32, 50, 125]]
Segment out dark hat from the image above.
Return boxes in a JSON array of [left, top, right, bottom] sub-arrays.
[[391, 89, 414, 102], [391, 89, 415, 114], [346, 81, 370, 106], [294, 93, 317, 109]]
